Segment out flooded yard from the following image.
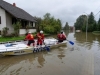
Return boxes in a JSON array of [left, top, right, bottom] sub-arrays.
[[0, 32, 100, 75]]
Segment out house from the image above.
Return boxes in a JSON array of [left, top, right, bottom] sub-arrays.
[[0, 0, 37, 36]]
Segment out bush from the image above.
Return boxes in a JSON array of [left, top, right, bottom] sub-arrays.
[[44, 26, 55, 34], [2, 27, 9, 37], [92, 31, 100, 33]]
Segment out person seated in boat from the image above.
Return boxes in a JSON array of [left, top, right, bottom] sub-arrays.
[[25, 32, 35, 46], [57, 31, 66, 43], [36, 30, 44, 46]]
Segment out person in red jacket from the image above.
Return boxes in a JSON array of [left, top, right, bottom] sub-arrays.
[[36, 30, 44, 46], [25, 32, 35, 46], [57, 31, 66, 43]]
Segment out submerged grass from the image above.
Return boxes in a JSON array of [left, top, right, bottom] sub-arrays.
[[0, 33, 51, 42], [92, 31, 100, 35], [0, 36, 25, 42]]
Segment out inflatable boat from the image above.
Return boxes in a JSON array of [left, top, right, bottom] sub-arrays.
[[0, 38, 67, 56]]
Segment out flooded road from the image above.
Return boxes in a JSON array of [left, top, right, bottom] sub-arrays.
[[0, 32, 100, 75]]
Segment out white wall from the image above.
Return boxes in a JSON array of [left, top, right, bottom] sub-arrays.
[[19, 29, 36, 35], [6, 13, 14, 34], [0, 7, 6, 30]]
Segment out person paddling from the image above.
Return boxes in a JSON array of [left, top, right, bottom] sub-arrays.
[[25, 32, 35, 46], [57, 31, 66, 43], [36, 30, 44, 46]]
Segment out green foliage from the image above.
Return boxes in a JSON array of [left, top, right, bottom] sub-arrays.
[[92, 31, 100, 35], [92, 31, 100, 33], [34, 16, 42, 32], [2, 27, 9, 37], [44, 26, 55, 34], [63, 22, 69, 30], [88, 12, 95, 32], [35, 13, 62, 34], [74, 12, 99, 32], [97, 18, 100, 31], [25, 25, 29, 33], [0, 36, 25, 42], [12, 21, 21, 36], [74, 15, 87, 30]]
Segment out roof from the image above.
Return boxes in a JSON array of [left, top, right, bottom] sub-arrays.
[[0, 0, 36, 22]]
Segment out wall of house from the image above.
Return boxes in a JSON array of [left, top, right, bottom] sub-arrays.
[[0, 7, 6, 31], [6, 12, 14, 34], [19, 29, 36, 35]]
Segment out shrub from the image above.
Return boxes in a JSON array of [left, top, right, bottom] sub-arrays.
[[2, 27, 9, 37]]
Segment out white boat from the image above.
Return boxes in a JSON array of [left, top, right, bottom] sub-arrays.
[[0, 38, 67, 56], [76, 30, 81, 32]]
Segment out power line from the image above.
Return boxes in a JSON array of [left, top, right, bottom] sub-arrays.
[[94, 11, 100, 16]]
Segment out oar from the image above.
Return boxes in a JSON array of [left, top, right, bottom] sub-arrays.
[[43, 42, 50, 51], [40, 39, 50, 52], [66, 39, 74, 45], [62, 32, 74, 45]]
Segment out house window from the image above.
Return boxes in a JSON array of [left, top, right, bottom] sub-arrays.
[[21, 20, 27, 28], [12, 17, 17, 24], [30, 22, 35, 27], [33, 22, 35, 27], [0, 16, 1, 24]]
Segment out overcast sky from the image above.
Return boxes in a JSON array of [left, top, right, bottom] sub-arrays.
[[4, 0, 100, 26]]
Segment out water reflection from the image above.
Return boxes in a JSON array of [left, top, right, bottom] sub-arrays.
[[57, 47, 65, 60], [0, 54, 34, 75], [74, 32, 100, 50], [74, 32, 100, 44], [36, 52, 45, 68]]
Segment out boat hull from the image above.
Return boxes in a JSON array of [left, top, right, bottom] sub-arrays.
[[0, 40, 67, 56]]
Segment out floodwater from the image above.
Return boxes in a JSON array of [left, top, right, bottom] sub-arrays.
[[0, 32, 100, 75]]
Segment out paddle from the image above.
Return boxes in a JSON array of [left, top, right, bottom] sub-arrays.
[[66, 39, 74, 45], [39, 38, 50, 52], [63, 32, 74, 45], [43, 41, 50, 51]]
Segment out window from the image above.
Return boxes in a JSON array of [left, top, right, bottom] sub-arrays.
[[0, 16, 1, 24], [30, 22, 35, 27], [12, 17, 17, 24]]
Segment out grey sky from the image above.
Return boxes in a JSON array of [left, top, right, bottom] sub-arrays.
[[5, 0, 100, 26]]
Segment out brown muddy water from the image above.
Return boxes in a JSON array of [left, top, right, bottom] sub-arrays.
[[0, 32, 100, 75]]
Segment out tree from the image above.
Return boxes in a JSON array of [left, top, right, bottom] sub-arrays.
[[97, 18, 100, 31], [74, 12, 97, 32], [74, 15, 86, 31], [88, 12, 95, 32], [34, 17, 42, 32], [13, 21, 21, 36], [41, 13, 62, 34], [63, 22, 69, 30]]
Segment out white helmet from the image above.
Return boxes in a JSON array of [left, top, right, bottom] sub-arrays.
[[28, 32, 31, 33], [40, 30, 43, 33]]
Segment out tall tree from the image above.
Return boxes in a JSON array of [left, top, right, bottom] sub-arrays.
[[41, 13, 62, 34], [74, 15, 86, 31], [88, 12, 95, 32], [97, 18, 100, 31], [63, 22, 69, 30], [34, 16, 42, 32]]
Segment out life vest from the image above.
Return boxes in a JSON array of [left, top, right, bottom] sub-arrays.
[[26, 34, 34, 40], [36, 33, 44, 40], [58, 33, 66, 40]]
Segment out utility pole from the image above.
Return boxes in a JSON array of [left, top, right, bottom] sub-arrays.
[[83, 12, 88, 42]]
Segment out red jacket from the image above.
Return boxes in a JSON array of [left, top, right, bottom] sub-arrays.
[[25, 33, 34, 40], [57, 33, 66, 40], [36, 33, 44, 41]]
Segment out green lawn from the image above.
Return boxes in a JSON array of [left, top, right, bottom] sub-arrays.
[[0, 33, 51, 42], [92, 31, 100, 35], [0, 36, 25, 42]]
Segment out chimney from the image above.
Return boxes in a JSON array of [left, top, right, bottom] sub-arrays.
[[13, 3, 16, 6]]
